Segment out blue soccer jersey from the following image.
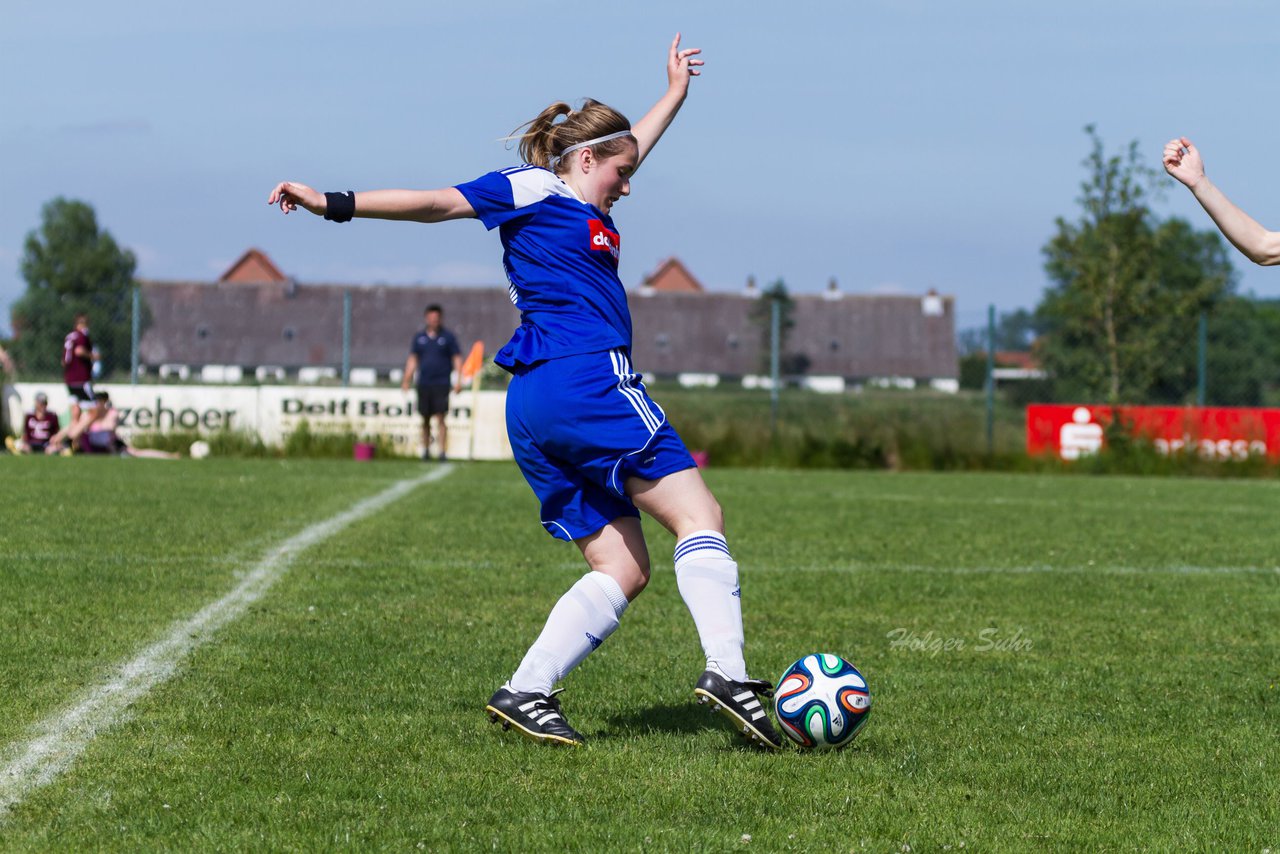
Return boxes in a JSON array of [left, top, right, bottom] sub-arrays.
[[409, 327, 461, 387], [455, 165, 631, 368]]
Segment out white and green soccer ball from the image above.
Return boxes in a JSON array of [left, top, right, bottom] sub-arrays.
[[774, 653, 871, 749]]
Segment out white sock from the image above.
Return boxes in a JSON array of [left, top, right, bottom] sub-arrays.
[[508, 571, 629, 696], [674, 530, 748, 682]]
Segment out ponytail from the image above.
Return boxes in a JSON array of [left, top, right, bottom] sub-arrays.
[[511, 99, 633, 174], [515, 102, 573, 170]]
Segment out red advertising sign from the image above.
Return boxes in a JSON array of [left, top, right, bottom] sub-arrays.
[[1026, 404, 1280, 461]]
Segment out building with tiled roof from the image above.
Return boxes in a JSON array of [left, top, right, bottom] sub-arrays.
[[219, 248, 288, 284], [638, 257, 705, 295], [137, 251, 957, 389]]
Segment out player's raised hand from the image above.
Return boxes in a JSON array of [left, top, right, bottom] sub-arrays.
[[1163, 137, 1205, 190], [666, 33, 704, 97], [267, 181, 325, 215]]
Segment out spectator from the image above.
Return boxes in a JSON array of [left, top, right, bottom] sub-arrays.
[[47, 391, 177, 459], [400, 304, 462, 461], [0, 343, 14, 445], [5, 392, 61, 455]]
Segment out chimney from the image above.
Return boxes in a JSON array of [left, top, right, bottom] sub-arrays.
[[921, 288, 943, 316]]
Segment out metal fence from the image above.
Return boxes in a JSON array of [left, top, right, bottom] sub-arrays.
[[964, 299, 1280, 456]]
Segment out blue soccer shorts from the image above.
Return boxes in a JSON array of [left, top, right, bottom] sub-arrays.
[[506, 347, 696, 541]]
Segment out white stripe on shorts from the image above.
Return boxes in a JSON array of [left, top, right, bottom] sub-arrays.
[[609, 349, 661, 434]]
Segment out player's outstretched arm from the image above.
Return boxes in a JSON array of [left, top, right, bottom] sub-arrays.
[[1163, 137, 1280, 266], [630, 33, 704, 170], [267, 182, 475, 224]]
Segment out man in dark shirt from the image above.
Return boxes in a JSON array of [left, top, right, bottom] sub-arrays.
[[5, 392, 60, 454], [401, 304, 462, 461], [62, 314, 98, 422]]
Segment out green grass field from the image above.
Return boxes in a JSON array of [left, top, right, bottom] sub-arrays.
[[0, 458, 1277, 851]]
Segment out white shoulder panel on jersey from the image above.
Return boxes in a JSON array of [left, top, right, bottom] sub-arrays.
[[505, 166, 582, 210]]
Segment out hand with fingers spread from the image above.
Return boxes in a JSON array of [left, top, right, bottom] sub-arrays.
[[1163, 137, 1205, 190], [630, 33, 704, 168], [267, 181, 325, 216], [666, 32, 704, 99]]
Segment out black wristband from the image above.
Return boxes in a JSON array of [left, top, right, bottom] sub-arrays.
[[323, 191, 355, 223]]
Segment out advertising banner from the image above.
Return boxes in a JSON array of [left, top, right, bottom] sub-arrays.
[[9, 383, 513, 460], [1026, 404, 1280, 462]]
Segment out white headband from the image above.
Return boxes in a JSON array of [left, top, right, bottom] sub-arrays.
[[556, 130, 634, 160]]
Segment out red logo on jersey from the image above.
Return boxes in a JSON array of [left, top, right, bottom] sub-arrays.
[[588, 219, 620, 262]]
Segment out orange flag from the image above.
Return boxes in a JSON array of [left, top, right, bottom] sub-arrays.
[[460, 341, 485, 383]]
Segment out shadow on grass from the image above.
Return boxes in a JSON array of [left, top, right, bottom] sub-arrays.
[[597, 701, 776, 754], [600, 701, 711, 737], [600, 702, 882, 757]]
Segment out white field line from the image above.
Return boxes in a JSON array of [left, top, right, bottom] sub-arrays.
[[753, 563, 1280, 576], [264, 558, 1278, 577], [0, 464, 453, 822]]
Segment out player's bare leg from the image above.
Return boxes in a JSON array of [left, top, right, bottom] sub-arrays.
[[577, 516, 650, 599], [626, 467, 722, 539], [125, 447, 180, 460]]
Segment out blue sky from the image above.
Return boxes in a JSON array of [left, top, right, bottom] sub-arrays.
[[4, 0, 1280, 339]]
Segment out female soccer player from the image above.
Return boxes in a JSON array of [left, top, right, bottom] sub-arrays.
[[268, 34, 782, 749], [1163, 137, 1280, 265]]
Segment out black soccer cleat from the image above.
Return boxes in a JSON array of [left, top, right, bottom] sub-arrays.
[[694, 670, 783, 750], [485, 687, 585, 747]]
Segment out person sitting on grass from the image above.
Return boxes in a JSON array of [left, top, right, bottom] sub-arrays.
[[46, 391, 178, 459], [5, 391, 60, 455]]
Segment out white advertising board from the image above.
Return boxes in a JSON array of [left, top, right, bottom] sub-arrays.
[[9, 383, 512, 460]]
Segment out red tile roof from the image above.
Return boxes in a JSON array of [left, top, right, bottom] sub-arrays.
[[642, 257, 704, 293], [220, 248, 287, 284]]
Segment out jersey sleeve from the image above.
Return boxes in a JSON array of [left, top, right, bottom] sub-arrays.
[[454, 167, 555, 231]]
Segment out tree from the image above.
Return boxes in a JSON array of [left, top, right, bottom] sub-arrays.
[[750, 278, 807, 376], [1037, 127, 1235, 404], [957, 308, 1041, 356], [9, 198, 143, 377], [957, 309, 1045, 394], [1146, 218, 1239, 403], [1196, 296, 1280, 406]]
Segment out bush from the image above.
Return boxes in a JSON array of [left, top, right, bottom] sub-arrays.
[[655, 383, 1279, 477], [663, 386, 1024, 471], [131, 429, 272, 457]]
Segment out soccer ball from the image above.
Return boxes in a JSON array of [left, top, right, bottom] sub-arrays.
[[774, 653, 871, 749], [188, 440, 211, 460]]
